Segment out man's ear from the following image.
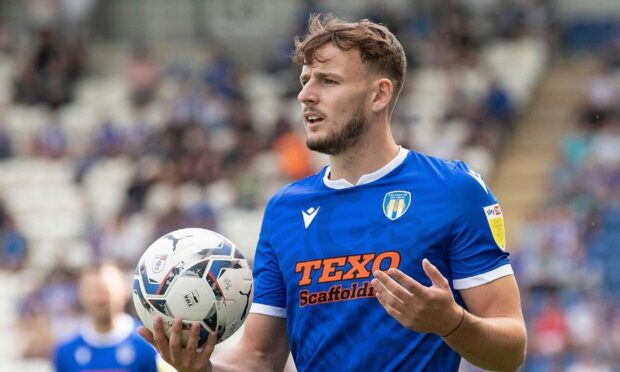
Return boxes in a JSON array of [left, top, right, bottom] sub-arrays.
[[371, 78, 394, 113]]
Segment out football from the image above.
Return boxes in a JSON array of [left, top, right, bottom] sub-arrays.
[[132, 228, 253, 346]]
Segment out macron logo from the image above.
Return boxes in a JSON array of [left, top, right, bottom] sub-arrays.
[[302, 207, 320, 229]]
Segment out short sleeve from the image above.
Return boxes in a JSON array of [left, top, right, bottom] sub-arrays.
[[448, 162, 513, 290], [250, 194, 287, 318]]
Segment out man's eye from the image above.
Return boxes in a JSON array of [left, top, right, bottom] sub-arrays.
[[324, 79, 337, 84]]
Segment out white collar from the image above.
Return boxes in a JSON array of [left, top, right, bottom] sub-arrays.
[[323, 147, 409, 189], [79, 313, 135, 347]]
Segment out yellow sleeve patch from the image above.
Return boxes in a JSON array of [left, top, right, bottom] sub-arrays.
[[483, 204, 506, 250]]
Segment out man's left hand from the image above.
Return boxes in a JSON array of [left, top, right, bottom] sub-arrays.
[[371, 258, 463, 336]]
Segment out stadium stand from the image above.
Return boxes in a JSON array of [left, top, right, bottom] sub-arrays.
[[515, 51, 620, 371]]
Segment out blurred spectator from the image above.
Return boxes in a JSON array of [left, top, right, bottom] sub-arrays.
[[233, 158, 261, 209], [198, 86, 231, 130], [31, 110, 68, 158], [34, 28, 57, 74], [92, 119, 124, 157], [153, 192, 187, 239], [127, 46, 161, 108], [62, 36, 88, 82], [14, 57, 42, 104], [97, 209, 153, 269], [124, 108, 155, 159], [125, 166, 155, 213], [560, 124, 590, 171], [201, 47, 242, 101], [580, 62, 616, 128], [484, 77, 514, 125], [0, 114, 14, 159], [0, 204, 27, 271], [20, 266, 81, 359], [530, 294, 569, 370], [0, 19, 16, 55], [185, 202, 218, 231], [270, 114, 313, 181], [168, 77, 201, 127], [565, 295, 602, 351], [0, 215, 28, 271], [19, 289, 56, 359], [589, 121, 620, 166], [228, 102, 260, 161], [13, 27, 85, 107], [40, 52, 73, 108]]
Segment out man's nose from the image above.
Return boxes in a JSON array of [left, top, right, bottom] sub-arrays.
[[298, 81, 318, 105]]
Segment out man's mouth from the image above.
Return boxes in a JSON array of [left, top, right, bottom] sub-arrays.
[[304, 112, 325, 127]]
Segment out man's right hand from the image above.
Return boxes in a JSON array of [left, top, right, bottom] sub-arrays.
[[138, 316, 217, 372]]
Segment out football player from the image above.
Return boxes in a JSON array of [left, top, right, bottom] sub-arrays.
[[140, 14, 526, 372]]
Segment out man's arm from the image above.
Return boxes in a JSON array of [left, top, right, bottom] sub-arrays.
[[372, 259, 526, 372], [139, 312, 289, 372], [212, 313, 289, 372], [442, 273, 526, 371]]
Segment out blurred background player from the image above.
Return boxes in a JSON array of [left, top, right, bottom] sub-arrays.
[[52, 263, 159, 372]]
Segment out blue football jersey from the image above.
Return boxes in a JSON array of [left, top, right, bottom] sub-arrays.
[[250, 148, 512, 372], [53, 314, 158, 372]]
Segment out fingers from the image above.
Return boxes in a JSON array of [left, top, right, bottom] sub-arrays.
[[371, 272, 411, 315], [169, 317, 184, 364], [151, 316, 216, 371], [375, 274, 425, 318], [383, 267, 427, 295], [182, 322, 201, 369], [373, 270, 414, 301], [196, 331, 217, 368], [137, 327, 155, 346], [373, 261, 448, 296], [152, 316, 171, 362], [422, 259, 449, 289], [375, 290, 404, 320]]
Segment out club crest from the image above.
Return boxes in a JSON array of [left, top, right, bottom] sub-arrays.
[[383, 191, 411, 221]]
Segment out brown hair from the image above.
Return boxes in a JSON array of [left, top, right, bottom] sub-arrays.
[[293, 14, 407, 113]]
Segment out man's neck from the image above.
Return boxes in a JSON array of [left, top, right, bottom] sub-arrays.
[[328, 138, 400, 185], [92, 316, 116, 334]]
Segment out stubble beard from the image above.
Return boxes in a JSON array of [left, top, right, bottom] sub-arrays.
[[306, 107, 367, 155]]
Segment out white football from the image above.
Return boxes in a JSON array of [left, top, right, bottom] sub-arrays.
[[132, 228, 253, 346]]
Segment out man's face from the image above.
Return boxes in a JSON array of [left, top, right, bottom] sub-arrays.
[[298, 43, 373, 155], [80, 267, 128, 324]]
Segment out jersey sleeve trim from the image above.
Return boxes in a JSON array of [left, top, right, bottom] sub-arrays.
[[250, 303, 287, 318], [452, 264, 514, 290]]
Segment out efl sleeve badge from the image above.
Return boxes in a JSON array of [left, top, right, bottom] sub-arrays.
[[483, 203, 506, 250]]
